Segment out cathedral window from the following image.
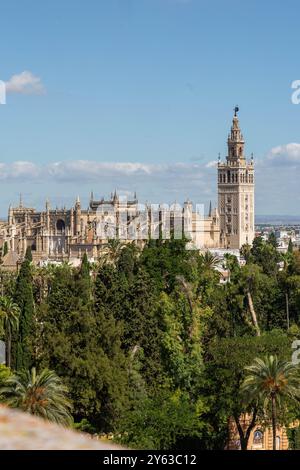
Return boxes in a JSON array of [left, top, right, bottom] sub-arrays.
[[56, 219, 65, 234]]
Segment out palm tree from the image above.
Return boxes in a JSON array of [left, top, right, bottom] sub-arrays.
[[99, 239, 124, 267], [200, 251, 220, 271], [242, 355, 300, 450], [0, 367, 72, 426], [0, 296, 20, 368]]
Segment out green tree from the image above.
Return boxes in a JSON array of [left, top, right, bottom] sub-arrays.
[[140, 238, 194, 293], [77, 252, 91, 304], [158, 282, 211, 394], [242, 355, 300, 450], [3, 241, 8, 257], [288, 239, 294, 254], [251, 236, 279, 276], [37, 263, 129, 431], [94, 263, 118, 314], [32, 265, 55, 305], [96, 247, 165, 387], [117, 389, 207, 450], [0, 296, 20, 367], [240, 244, 252, 264], [14, 256, 35, 370], [203, 331, 291, 450], [287, 251, 300, 275], [0, 367, 72, 425], [0, 364, 11, 385], [287, 426, 300, 449], [101, 240, 125, 267], [268, 232, 278, 249], [25, 246, 33, 262], [200, 251, 220, 271]]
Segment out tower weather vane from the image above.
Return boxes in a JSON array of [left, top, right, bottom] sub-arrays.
[[234, 105, 239, 116]]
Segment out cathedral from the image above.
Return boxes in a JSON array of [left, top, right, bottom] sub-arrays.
[[0, 110, 255, 268]]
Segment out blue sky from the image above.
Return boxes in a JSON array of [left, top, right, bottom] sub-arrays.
[[0, 0, 300, 216]]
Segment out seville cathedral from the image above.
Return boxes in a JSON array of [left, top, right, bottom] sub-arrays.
[[0, 109, 255, 269]]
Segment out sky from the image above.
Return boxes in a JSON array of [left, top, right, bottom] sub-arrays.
[[1, 0, 300, 217]]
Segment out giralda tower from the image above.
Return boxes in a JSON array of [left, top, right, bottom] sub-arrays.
[[218, 108, 255, 249]]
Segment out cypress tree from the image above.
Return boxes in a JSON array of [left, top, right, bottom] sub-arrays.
[[268, 232, 278, 248], [13, 256, 35, 370], [3, 241, 8, 257], [25, 246, 33, 262]]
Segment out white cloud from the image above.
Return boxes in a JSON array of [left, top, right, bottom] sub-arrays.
[[267, 143, 300, 166], [5, 71, 45, 95], [0, 161, 40, 180], [205, 160, 218, 168], [0, 152, 299, 216], [0, 160, 209, 183], [47, 161, 161, 180]]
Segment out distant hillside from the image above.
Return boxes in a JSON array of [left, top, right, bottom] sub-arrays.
[[256, 215, 300, 225]]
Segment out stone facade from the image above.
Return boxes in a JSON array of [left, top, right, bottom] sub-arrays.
[[0, 194, 221, 267], [218, 108, 255, 249], [227, 415, 289, 450]]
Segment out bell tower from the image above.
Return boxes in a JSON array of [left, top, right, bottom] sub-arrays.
[[218, 107, 255, 249]]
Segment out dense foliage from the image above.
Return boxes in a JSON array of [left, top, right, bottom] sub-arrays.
[[0, 235, 300, 448]]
